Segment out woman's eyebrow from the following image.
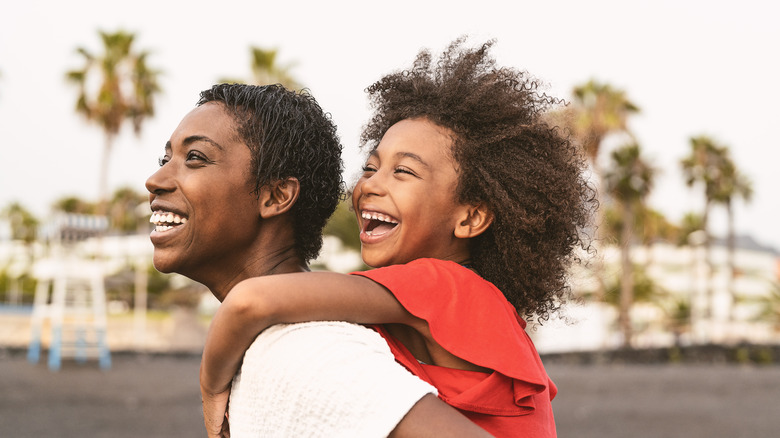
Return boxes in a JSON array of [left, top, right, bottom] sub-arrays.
[[165, 136, 224, 151], [182, 135, 224, 150]]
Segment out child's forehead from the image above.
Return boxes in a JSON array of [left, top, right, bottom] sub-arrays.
[[379, 118, 455, 149]]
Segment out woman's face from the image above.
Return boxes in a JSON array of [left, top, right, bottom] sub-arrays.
[[145, 102, 262, 284]]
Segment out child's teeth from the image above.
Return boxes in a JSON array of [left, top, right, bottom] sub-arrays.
[[361, 211, 398, 224]]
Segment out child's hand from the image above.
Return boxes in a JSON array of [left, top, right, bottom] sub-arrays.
[[201, 386, 231, 438]]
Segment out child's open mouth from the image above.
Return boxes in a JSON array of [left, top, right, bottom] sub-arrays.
[[361, 211, 398, 237]]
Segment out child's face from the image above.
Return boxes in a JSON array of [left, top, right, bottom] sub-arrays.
[[352, 118, 472, 267]]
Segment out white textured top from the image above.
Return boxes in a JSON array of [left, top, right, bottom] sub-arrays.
[[228, 321, 436, 438]]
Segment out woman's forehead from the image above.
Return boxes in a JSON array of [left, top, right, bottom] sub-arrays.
[[170, 103, 236, 146]]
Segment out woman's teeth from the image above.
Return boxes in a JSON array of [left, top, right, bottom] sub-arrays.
[[149, 212, 187, 232]]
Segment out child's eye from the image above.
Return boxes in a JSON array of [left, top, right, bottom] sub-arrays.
[[158, 155, 170, 167], [361, 164, 377, 173], [394, 166, 417, 177]]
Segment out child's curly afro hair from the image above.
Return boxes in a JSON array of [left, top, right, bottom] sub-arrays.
[[360, 37, 596, 321]]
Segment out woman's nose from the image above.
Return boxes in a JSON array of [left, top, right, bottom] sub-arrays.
[[145, 164, 174, 195]]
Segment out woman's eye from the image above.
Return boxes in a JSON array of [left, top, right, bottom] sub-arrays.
[[158, 156, 170, 167], [186, 151, 206, 161]]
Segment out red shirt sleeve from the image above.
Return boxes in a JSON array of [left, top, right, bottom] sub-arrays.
[[351, 258, 556, 406]]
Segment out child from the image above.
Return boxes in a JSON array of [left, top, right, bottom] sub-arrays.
[[201, 37, 594, 437]]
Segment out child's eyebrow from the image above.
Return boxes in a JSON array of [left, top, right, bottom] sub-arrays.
[[395, 151, 430, 168]]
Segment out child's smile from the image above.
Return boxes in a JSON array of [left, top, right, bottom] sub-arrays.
[[353, 117, 473, 268], [360, 210, 399, 239]]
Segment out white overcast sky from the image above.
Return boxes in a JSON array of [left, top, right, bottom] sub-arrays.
[[1, 0, 778, 250]]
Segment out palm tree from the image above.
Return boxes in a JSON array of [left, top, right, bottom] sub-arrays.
[[219, 46, 302, 90], [664, 297, 692, 347], [753, 280, 780, 333], [1, 202, 39, 304], [548, 80, 640, 300], [603, 143, 656, 348], [602, 264, 667, 346], [677, 212, 705, 247], [676, 212, 706, 338], [323, 199, 361, 252], [680, 136, 730, 321], [108, 186, 150, 233], [66, 29, 162, 214], [53, 195, 97, 215], [711, 158, 753, 321], [637, 207, 678, 267], [603, 206, 678, 269], [567, 80, 640, 169], [2, 202, 39, 244]]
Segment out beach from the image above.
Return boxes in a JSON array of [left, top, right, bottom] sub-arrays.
[[2, 348, 779, 437]]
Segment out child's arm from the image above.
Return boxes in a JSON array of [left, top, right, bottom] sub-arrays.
[[200, 271, 426, 397], [200, 271, 459, 438]]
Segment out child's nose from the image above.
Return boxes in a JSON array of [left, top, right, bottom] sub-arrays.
[[357, 171, 387, 197]]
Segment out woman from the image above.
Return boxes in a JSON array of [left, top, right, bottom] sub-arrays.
[[145, 83, 491, 437]]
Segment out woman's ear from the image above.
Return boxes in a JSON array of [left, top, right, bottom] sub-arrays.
[[454, 203, 494, 239], [258, 177, 301, 218]]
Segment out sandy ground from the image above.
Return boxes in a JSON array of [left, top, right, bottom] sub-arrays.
[[548, 362, 780, 438], [0, 350, 203, 438], [1, 349, 779, 438]]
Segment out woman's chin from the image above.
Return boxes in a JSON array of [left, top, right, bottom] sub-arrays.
[[152, 253, 179, 274]]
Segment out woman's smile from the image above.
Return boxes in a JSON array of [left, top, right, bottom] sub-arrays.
[[150, 210, 188, 232]]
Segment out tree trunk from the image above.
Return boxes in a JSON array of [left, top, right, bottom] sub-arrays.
[[134, 256, 148, 350], [726, 200, 736, 323], [702, 200, 713, 321], [591, 163, 608, 302], [619, 201, 634, 349], [97, 132, 115, 216], [688, 239, 699, 342]]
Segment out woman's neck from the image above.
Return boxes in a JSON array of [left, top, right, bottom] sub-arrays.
[[209, 245, 308, 301]]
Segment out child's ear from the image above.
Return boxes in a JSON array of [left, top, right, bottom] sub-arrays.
[[454, 203, 494, 238], [258, 177, 300, 219]]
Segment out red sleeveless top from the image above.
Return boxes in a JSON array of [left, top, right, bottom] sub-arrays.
[[352, 258, 557, 437]]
